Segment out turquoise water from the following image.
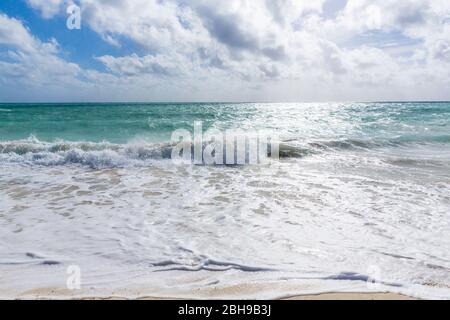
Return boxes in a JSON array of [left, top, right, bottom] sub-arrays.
[[1, 101, 450, 168], [1, 102, 449, 144], [1, 102, 450, 167], [0, 103, 260, 143]]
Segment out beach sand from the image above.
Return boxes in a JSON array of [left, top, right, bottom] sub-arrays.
[[6, 280, 419, 300], [9, 288, 417, 300]]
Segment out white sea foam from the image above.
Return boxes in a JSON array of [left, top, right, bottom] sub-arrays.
[[0, 147, 449, 299], [0, 136, 175, 168]]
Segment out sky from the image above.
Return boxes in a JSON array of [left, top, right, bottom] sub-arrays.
[[0, 0, 450, 102]]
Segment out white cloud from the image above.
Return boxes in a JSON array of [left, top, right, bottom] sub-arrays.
[[4, 0, 450, 101], [0, 14, 41, 52], [96, 54, 181, 77], [26, 0, 66, 19], [0, 13, 97, 101]]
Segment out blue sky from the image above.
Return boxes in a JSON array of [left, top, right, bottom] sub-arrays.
[[2, 1, 95, 71], [0, 0, 449, 102]]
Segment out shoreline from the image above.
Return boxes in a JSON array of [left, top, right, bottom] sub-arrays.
[[133, 292, 418, 300], [6, 291, 418, 300], [66, 293, 419, 300], [282, 292, 417, 300]]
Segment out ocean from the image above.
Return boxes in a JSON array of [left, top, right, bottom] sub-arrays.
[[0, 102, 449, 299]]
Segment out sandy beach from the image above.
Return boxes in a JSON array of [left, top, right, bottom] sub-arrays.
[[6, 286, 418, 300]]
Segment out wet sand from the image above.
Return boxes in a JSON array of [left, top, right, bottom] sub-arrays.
[[8, 288, 417, 300]]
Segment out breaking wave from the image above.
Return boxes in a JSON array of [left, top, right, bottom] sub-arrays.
[[0, 136, 173, 169], [1, 135, 449, 168]]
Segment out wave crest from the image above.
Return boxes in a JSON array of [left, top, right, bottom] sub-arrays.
[[1, 135, 449, 168], [0, 136, 173, 169]]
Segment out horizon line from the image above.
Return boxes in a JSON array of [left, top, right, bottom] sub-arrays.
[[1, 100, 450, 105]]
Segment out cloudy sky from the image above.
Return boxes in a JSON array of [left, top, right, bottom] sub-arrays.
[[0, 0, 450, 102]]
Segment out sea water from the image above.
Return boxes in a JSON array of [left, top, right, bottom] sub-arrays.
[[0, 102, 449, 299]]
